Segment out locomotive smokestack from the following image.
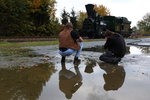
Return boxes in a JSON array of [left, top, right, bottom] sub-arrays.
[[85, 4, 95, 17]]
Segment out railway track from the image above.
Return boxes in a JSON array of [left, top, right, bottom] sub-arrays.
[[0, 37, 58, 42]]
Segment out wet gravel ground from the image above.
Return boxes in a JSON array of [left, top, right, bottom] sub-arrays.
[[0, 38, 150, 100], [0, 38, 149, 68]]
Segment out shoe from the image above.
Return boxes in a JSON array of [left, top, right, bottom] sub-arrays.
[[61, 56, 66, 63], [113, 57, 121, 64], [74, 57, 81, 64]]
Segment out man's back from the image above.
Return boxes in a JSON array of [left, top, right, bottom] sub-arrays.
[[104, 33, 126, 57]]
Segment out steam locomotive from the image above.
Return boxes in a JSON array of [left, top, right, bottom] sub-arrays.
[[80, 4, 132, 38]]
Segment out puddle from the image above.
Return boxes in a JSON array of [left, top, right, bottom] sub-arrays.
[[137, 42, 150, 46], [0, 63, 56, 100], [0, 46, 150, 100], [84, 45, 131, 53]]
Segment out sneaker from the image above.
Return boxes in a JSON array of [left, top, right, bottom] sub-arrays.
[[113, 57, 121, 64]]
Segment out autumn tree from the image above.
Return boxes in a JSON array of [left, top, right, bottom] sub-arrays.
[[29, 0, 57, 26], [0, 0, 60, 37], [29, 0, 60, 36], [75, 4, 110, 30], [76, 11, 87, 29], [94, 4, 110, 16]]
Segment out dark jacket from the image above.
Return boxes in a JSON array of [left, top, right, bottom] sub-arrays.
[[104, 33, 126, 57]]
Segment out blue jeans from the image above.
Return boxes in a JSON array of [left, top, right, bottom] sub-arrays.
[[59, 42, 83, 58]]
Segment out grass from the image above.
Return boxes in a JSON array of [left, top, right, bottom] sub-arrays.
[[0, 40, 58, 56], [0, 39, 110, 56], [0, 41, 58, 48], [0, 39, 104, 49]]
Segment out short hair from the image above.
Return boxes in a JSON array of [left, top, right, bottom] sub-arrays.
[[64, 22, 73, 29], [104, 29, 114, 37]]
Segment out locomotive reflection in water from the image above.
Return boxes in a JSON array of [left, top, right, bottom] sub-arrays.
[[80, 4, 132, 38]]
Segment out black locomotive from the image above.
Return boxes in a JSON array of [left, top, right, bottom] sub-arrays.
[[80, 4, 132, 38]]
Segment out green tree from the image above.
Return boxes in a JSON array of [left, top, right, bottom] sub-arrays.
[[137, 13, 150, 34], [29, 0, 60, 36], [29, 0, 57, 26], [47, 0, 57, 20], [132, 26, 137, 33], [61, 9, 69, 25], [0, 0, 34, 36], [70, 8, 77, 29], [0, 0, 60, 37]]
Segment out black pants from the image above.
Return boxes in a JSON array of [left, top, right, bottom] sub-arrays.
[[99, 51, 121, 64]]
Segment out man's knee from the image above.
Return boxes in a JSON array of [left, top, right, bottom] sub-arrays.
[[99, 54, 105, 61]]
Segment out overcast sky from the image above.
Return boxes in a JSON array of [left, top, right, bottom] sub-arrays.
[[55, 0, 150, 27]]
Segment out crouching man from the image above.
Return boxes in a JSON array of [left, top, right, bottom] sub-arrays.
[[59, 22, 83, 64], [99, 29, 126, 64]]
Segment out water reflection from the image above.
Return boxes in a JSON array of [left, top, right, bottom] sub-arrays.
[[82, 44, 150, 56], [84, 59, 96, 73], [83, 45, 105, 52], [99, 63, 126, 91], [0, 63, 56, 100], [59, 63, 83, 99], [83, 58, 126, 91], [140, 47, 150, 54], [130, 46, 142, 54], [83, 45, 130, 54], [129, 46, 150, 54]]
